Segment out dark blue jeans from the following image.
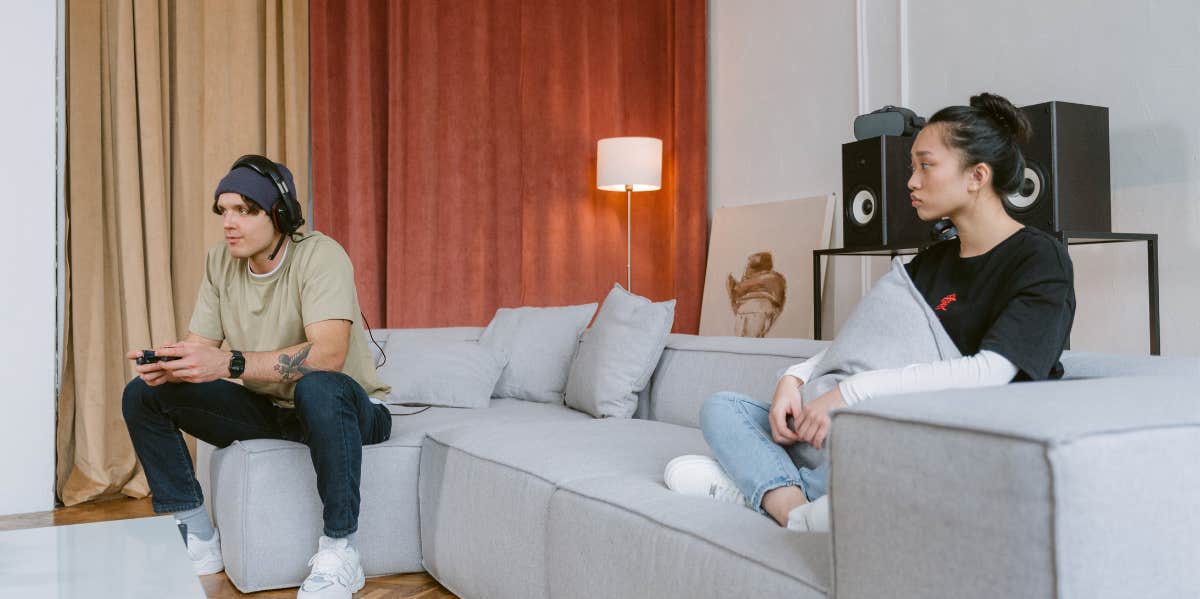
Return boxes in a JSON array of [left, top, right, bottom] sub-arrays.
[[122, 370, 392, 537]]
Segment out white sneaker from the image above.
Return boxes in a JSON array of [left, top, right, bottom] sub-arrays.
[[297, 536, 366, 599], [664, 455, 749, 506], [786, 494, 831, 532], [185, 528, 224, 576]]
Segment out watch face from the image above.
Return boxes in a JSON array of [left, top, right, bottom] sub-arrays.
[[229, 351, 245, 377]]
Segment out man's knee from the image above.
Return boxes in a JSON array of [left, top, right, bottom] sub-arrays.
[[121, 377, 152, 420], [293, 371, 353, 416]]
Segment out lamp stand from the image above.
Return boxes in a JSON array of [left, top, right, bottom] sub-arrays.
[[626, 184, 632, 292]]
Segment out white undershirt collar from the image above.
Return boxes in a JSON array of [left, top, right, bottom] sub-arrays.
[[248, 238, 290, 278]]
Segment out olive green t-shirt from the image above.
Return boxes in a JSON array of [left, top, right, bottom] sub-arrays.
[[188, 231, 390, 407]]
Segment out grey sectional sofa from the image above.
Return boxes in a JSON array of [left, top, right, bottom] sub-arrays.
[[196, 327, 1200, 598]]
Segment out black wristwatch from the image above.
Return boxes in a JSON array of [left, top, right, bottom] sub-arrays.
[[228, 350, 246, 378]]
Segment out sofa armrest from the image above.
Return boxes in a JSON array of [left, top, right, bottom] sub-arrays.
[[828, 376, 1200, 599]]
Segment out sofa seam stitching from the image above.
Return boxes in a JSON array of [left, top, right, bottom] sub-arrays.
[[225, 438, 424, 455], [238, 441, 252, 591], [1046, 444, 1062, 599], [416, 436, 430, 576], [828, 433, 840, 598]]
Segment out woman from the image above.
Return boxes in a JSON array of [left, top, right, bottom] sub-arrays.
[[667, 92, 1076, 531]]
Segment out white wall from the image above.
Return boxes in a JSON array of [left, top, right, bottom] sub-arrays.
[[903, 0, 1200, 354], [0, 1, 59, 515], [711, 0, 1200, 355], [709, 0, 863, 333]]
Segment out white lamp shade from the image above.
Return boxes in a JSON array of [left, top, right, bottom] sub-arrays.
[[597, 137, 662, 192]]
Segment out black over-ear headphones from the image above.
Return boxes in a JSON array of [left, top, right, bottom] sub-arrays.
[[930, 218, 958, 243], [231, 154, 305, 260]]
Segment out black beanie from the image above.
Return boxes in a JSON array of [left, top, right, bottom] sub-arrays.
[[213, 161, 297, 213]]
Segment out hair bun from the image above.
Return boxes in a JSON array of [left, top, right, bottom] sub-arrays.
[[970, 92, 1032, 145]]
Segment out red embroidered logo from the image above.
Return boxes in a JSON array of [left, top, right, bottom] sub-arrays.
[[935, 293, 958, 312]]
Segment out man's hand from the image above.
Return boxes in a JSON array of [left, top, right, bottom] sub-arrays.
[[153, 341, 231, 384], [793, 386, 847, 450], [768, 375, 805, 445], [126, 348, 182, 387]]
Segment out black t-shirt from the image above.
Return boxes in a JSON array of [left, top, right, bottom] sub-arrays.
[[905, 227, 1075, 381]]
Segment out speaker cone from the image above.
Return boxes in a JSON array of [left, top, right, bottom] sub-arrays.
[[850, 188, 877, 226], [1005, 163, 1044, 212]]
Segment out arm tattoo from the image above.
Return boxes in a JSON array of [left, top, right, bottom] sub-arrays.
[[275, 344, 315, 382]]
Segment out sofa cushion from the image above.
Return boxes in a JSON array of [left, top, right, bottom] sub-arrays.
[[1061, 350, 1200, 379], [418, 433, 559, 599], [548, 477, 831, 599], [830, 376, 1200, 599], [208, 437, 422, 592], [565, 285, 676, 418], [387, 397, 590, 446], [370, 326, 484, 386], [377, 340, 508, 409], [644, 334, 829, 428], [199, 398, 585, 592], [425, 416, 707, 484], [419, 417, 830, 599], [480, 304, 597, 404]]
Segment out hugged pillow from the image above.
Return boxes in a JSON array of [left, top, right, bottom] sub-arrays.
[[377, 341, 508, 409], [802, 257, 960, 400], [480, 303, 598, 404], [789, 258, 961, 467], [564, 285, 676, 418]]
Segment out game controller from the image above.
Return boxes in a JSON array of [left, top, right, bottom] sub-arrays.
[[135, 350, 180, 365]]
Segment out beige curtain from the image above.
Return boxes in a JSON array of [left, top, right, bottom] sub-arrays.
[[58, 0, 309, 506]]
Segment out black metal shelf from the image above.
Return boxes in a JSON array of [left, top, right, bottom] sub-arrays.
[[812, 231, 1160, 355]]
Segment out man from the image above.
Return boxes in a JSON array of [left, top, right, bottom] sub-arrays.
[[122, 156, 391, 599]]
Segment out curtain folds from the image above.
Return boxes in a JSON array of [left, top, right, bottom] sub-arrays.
[[310, 0, 708, 333], [58, 0, 309, 506]]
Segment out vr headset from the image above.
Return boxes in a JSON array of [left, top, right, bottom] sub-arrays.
[[853, 105, 926, 140]]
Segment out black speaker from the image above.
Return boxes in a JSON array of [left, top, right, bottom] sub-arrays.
[[842, 135, 929, 248], [1006, 101, 1111, 233]]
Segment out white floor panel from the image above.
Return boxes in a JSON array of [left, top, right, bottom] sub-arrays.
[[0, 515, 205, 598]]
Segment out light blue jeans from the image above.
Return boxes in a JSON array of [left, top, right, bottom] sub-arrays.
[[699, 391, 828, 514]]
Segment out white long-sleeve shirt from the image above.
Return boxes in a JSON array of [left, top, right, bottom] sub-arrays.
[[781, 349, 1018, 406]]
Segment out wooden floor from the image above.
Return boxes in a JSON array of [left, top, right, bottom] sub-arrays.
[[0, 497, 457, 598]]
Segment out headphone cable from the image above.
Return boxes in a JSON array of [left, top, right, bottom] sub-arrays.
[[360, 309, 387, 369]]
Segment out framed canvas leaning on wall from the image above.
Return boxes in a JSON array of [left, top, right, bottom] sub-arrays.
[[700, 195, 836, 339]]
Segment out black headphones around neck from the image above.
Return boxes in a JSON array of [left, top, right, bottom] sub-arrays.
[[931, 218, 958, 243], [230, 154, 305, 260]]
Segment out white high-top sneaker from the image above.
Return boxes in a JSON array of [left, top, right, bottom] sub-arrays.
[[664, 455, 749, 506], [185, 529, 224, 576], [297, 536, 366, 599]]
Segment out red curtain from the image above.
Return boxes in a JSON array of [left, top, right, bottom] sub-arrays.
[[310, 0, 707, 332]]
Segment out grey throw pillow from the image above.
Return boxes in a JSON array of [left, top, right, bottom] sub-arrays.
[[788, 258, 961, 469], [479, 303, 598, 404], [377, 341, 508, 409], [802, 257, 961, 401], [564, 285, 676, 418]]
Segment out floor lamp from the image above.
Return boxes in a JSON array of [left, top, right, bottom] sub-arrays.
[[596, 137, 662, 293]]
